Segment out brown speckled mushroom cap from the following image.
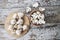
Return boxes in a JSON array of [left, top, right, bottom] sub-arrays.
[[30, 9, 45, 26]]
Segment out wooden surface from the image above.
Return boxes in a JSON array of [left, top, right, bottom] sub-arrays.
[[0, 0, 60, 40]]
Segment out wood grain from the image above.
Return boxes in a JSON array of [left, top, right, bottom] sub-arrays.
[[0, 0, 60, 40]]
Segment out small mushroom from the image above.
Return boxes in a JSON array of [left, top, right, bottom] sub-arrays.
[[14, 25, 17, 28], [12, 13, 17, 19], [23, 25, 28, 31], [39, 19, 45, 24], [41, 14, 44, 19], [16, 19, 23, 25], [10, 19, 16, 25], [16, 30, 22, 35], [34, 20, 38, 24], [26, 7, 31, 13], [36, 11, 40, 15], [32, 2, 39, 8], [39, 7, 45, 11]]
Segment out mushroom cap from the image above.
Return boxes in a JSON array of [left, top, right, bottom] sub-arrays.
[[30, 9, 45, 26], [5, 12, 30, 38]]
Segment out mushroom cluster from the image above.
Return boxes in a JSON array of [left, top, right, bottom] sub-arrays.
[[8, 13, 28, 35], [31, 11, 45, 25], [5, 2, 46, 37], [25, 2, 45, 25]]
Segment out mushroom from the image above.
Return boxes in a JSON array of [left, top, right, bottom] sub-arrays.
[[32, 2, 39, 8], [39, 7, 45, 11], [26, 7, 31, 13], [10, 19, 16, 25], [23, 25, 28, 31], [16, 19, 23, 25], [16, 30, 22, 35], [31, 11, 45, 25], [12, 13, 17, 19]]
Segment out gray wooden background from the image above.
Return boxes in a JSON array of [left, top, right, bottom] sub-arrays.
[[0, 0, 60, 40]]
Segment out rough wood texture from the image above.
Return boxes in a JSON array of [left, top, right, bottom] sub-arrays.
[[0, 0, 60, 40]]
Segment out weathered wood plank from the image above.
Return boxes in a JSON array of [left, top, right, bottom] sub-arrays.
[[0, 24, 60, 40], [0, 6, 60, 24], [0, 0, 60, 9]]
